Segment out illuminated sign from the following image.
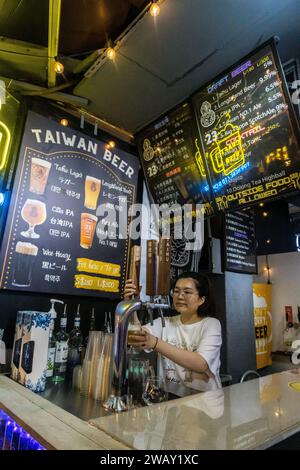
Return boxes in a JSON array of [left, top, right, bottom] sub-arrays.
[[193, 39, 300, 211], [0, 84, 19, 176], [0, 119, 11, 170]]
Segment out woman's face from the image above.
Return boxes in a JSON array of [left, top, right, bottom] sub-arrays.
[[172, 278, 204, 316]]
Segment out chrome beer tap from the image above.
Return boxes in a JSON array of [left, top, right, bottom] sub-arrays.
[[103, 298, 169, 413]]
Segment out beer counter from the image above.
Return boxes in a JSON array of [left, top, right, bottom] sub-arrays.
[[1, 369, 300, 450]]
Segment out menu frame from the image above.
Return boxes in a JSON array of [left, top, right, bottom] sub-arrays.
[[0, 110, 140, 299], [135, 100, 215, 212], [191, 36, 300, 212], [223, 209, 257, 275]]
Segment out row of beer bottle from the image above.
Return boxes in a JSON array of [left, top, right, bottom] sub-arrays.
[[47, 306, 113, 382]]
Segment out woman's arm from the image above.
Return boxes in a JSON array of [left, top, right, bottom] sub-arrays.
[[128, 330, 209, 374]]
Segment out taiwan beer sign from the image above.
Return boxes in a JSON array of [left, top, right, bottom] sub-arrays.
[[0, 111, 140, 298], [193, 39, 300, 212]]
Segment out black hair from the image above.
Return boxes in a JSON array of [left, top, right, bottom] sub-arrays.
[[174, 271, 216, 317]]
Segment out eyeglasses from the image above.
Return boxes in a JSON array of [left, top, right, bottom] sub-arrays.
[[170, 289, 198, 298]]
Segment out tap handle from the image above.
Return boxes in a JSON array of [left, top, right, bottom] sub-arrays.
[[158, 308, 166, 328], [146, 307, 154, 326]]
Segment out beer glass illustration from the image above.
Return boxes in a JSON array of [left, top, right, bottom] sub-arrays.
[[29, 158, 52, 195], [84, 176, 101, 210], [209, 121, 245, 176], [21, 199, 47, 239], [80, 213, 98, 249], [12, 242, 38, 287]]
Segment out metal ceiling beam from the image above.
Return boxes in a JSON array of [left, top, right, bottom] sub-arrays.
[[48, 0, 62, 87], [0, 36, 48, 56], [0, 76, 89, 107]]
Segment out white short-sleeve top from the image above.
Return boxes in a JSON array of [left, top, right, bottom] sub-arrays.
[[145, 315, 222, 392]]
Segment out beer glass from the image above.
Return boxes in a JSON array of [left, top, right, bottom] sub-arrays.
[[84, 176, 101, 210], [12, 242, 38, 287], [127, 317, 142, 355], [127, 358, 153, 405], [21, 199, 47, 239], [142, 376, 168, 405], [80, 213, 98, 249], [29, 158, 52, 195]]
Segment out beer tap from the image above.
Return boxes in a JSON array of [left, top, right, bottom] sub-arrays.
[[103, 298, 169, 413], [147, 297, 155, 326]]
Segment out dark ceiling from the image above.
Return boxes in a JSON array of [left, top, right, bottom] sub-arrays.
[[0, 0, 299, 136], [0, 0, 49, 46], [59, 0, 148, 55], [0, 0, 148, 54]]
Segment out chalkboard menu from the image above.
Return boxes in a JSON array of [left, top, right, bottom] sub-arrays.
[[193, 39, 300, 212], [0, 111, 139, 298], [136, 102, 214, 215], [224, 210, 257, 274]]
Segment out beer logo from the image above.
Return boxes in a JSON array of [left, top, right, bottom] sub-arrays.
[[200, 101, 216, 128], [143, 139, 154, 161]]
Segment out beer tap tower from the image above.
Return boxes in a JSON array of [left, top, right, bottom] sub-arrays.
[[103, 238, 171, 412]]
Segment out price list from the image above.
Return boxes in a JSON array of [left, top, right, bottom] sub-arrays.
[[193, 41, 300, 211], [224, 210, 257, 274], [136, 102, 213, 214], [0, 111, 139, 298]]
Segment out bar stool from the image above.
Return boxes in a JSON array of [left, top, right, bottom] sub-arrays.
[[240, 370, 261, 383]]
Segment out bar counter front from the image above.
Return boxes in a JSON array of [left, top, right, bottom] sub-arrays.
[[1, 369, 300, 450]]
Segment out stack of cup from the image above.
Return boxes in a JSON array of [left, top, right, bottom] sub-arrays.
[[80, 331, 104, 397], [91, 333, 114, 402]]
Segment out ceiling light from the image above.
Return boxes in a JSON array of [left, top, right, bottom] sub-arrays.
[[106, 47, 116, 60], [105, 140, 116, 150], [259, 203, 264, 207], [262, 211, 268, 217], [150, 1, 160, 17], [60, 118, 69, 127], [266, 239, 271, 244], [54, 61, 64, 74]]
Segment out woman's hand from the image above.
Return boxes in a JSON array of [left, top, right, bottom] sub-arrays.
[[124, 279, 138, 299], [127, 328, 157, 350]]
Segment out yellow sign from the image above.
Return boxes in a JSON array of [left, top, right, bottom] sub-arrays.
[[253, 283, 272, 369], [77, 258, 120, 277], [0, 120, 11, 170], [74, 274, 119, 292], [289, 381, 300, 392]]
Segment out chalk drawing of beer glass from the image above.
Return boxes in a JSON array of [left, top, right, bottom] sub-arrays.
[[21, 199, 47, 239]]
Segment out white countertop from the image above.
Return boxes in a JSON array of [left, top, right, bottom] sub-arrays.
[[90, 369, 300, 450], [0, 375, 130, 450]]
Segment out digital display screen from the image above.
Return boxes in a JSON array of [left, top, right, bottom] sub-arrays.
[[136, 102, 214, 215], [193, 40, 300, 212]]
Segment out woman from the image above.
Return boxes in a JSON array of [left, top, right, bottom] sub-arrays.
[[125, 272, 222, 392]]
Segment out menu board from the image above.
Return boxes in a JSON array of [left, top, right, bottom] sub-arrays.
[[224, 210, 257, 274], [193, 40, 300, 212], [0, 111, 139, 298], [136, 102, 214, 215]]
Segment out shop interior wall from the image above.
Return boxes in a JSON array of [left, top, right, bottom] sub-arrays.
[[255, 252, 300, 352]]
